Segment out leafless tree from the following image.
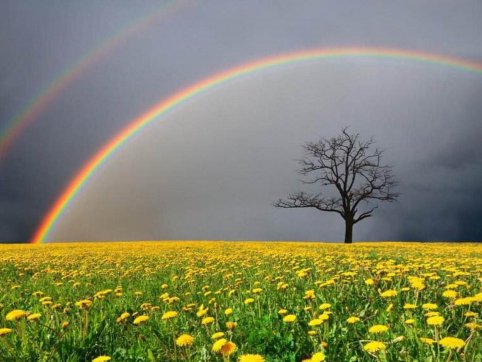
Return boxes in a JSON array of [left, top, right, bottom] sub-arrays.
[[274, 128, 399, 243]]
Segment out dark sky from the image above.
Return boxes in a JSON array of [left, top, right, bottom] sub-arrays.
[[1, 0, 481, 242]]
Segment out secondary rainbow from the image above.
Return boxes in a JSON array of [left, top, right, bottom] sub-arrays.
[[32, 47, 482, 243], [0, 0, 189, 160]]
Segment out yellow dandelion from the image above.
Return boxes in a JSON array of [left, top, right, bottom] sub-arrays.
[[226, 321, 237, 330], [426, 316, 444, 326], [176, 334, 194, 347], [212, 338, 227, 352], [465, 322, 481, 331], [116, 312, 130, 323], [308, 319, 323, 327], [92, 357, 111, 362], [380, 290, 397, 298], [220, 341, 237, 356], [369, 325, 389, 334], [0, 328, 13, 336], [211, 331, 225, 340], [283, 314, 296, 323], [161, 311, 178, 320], [464, 311, 478, 318], [365, 278, 374, 285], [405, 319, 415, 325], [75, 300, 92, 309], [420, 337, 435, 345], [238, 354, 265, 362], [27, 313, 41, 322], [442, 290, 457, 299], [311, 352, 326, 362], [225, 308, 233, 316], [244, 298, 255, 305], [363, 341, 386, 353], [278, 309, 288, 315], [454, 297, 474, 306], [318, 303, 331, 310], [403, 303, 416, 309], [5, 310, 27, 321], [201, 316, 215, 325], [438, 337, 465, 349], [133, 315, 149, 325], [347, 316, 360, 324], [422, 303, 437, 310], [308, 330, 317, 336]]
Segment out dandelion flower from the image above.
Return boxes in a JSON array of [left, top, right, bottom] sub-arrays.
[[238, 354, 265, 362], [465, 322, 481, 331], [211, 331, 225, 340], [363, 341, 386, 353], [212, 338, 227, 352], [347, 316, 360, 324], [283, 314, 296, 323], [380, 290, 397, 298], [176, 334, 194, 347], [244, 298, 255, 305], [422, 303, 437, 310], [75, 300, 93, 309], [0, 328, 13, 336], [405, 319, 415, 325], [442, 290, 457, 299], [225, 308, 233, 316], [438, 337, 465, 349], [403, 303, 416, 309], [426, 316, 444, 326], [420, 337, 435, 345], [161, 311, 178, 320], [5, 310, 27, 321], [278, 309, 288, 315], [220, 341, 237, 356], [116, 312, 130, 323], [311, 352, 325, 362], [133, 315, 149, 325], [92, 357, 111, 362], [318, 303, 331, 310], [226, 321, 237, 330], [308, 319, 323, 327], [369, 325, 389, 334], [27, 313, 41, 322], [201, 316, 214, 325]]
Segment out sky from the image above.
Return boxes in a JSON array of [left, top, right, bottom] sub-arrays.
[[0, 0, 481, 243]]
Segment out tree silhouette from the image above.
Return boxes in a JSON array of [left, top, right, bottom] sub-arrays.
[[274, 128, 399, 243]]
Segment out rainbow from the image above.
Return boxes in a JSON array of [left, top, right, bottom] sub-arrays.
[[0, 0, 189, 159], [31, 47, 482, 243]]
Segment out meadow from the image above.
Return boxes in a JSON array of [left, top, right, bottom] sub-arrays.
[[0, 241, 481, 362]]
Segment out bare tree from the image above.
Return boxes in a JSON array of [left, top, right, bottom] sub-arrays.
[[274, 128, 399, 243]]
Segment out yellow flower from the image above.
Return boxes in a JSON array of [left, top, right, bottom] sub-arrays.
[[238, 354, 265, 362], [0, 328, 13, 336], [278, 309, 288, 315], [380, 290, 397, 298], [5, 310, 27, 321], [176, 334, 194, 347], [405, 319, 415, 325], [116, 312, 130, 323], [27, 313, 41, 322], [220, 341, 237, 356], [161, 311, 178, 320], [61, 321, 69, 330], [365, 278, 374, 285], [308, 330, 317, 336], [75, 300, 93, 309], [92, 357, 111, 362], [426, 316, 444, 326], [311, 352, 325, 362], [369, 325, 389, 334], [244, 298, 255, 305], [422, 303, 437, 310], [465, 322, 481, 331], [346, 316, 360, 324], [201, 316, 215, 325], [442, 290, 457, 299], [403, 303, 416, 309], [308, 319, 323, 327], [226, 321, 237, 330], [211, 331, 225, 340], [283, 314, 296, 323], [225, 308, 233, 316], [363, 341, 386, 353], [454, 297, 474, 306], [133, 315, 149, 325], [464, 311, 478, 318], [438, 337, 465, 349], [318, 303, 331, 310], [212, 338, 228, 352], [420, 337, 435, 345]]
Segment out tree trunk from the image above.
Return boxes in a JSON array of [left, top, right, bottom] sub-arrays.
[[344, 216, 353, 243]]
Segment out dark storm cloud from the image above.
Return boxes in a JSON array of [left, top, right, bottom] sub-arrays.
[[0, 0, 481, 242]]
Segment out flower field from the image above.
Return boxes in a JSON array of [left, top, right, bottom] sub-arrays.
[[0, 241, 481, 361]]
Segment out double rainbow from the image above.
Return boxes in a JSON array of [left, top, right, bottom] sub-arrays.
[[31, 47, 482, 243]]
